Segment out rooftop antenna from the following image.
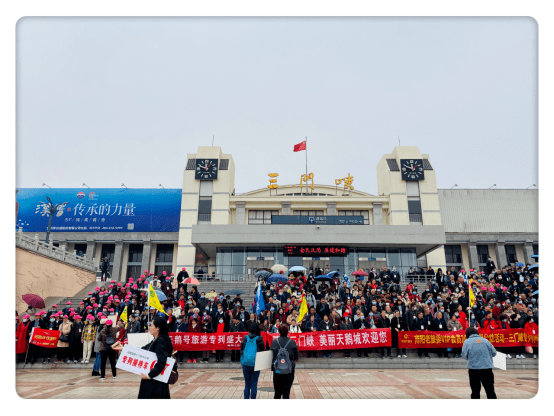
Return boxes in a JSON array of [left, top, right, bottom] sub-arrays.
[[398, 136, 400, 146]]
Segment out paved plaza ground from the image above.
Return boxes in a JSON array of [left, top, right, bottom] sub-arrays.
[[16, 368, 538, 399]]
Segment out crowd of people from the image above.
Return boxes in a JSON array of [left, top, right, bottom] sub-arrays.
[[16, 260, 539, 368]]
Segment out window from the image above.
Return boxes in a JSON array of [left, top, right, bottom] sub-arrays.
[[216, 247, 246, 280], [154, 265, 172, 277], [477, 245, 489, 264], [126, 265, 142, 279], [444, 245, 462, 264], [293, 210, 324, 216], [156, 244, 174, 263], [73, 243, 87, 256], [533, 244, 538, 256], [100, 244, 115, 276], [128, 244, 143, 264], [248, 210, 278, 224], [505, 245, 517, 265]]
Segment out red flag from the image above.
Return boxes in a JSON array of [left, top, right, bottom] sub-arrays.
[[293, 140, 306, 152]]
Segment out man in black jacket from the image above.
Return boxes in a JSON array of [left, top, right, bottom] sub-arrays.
[[100, 257, 110, 281], [229, 316, 245, 362], [485, 257, 496, 276], [377, 310, 392, 359], [434, 311, 449, 357], [410, 311, 430, 358], [316, 298, 331, 320]]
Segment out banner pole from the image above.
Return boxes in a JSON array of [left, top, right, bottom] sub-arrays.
[[305, 136, 308, 195], [22, 327, 33, 369]]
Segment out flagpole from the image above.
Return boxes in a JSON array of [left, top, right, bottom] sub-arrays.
[[305, 136, 308, 196]]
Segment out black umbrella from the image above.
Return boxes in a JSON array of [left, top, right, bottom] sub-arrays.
[[315, 275, 333, 281], [255, 270, 272, 279], [225, 289, 244, 296]]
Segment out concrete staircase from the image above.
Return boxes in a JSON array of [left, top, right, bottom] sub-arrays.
[[198, 281, 257, 307]]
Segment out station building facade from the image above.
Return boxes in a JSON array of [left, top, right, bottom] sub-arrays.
[[16, 146, 538, 281]]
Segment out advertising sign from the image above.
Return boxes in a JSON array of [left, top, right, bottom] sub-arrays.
[[283, 245, 350, 256], [116, 344, 175, 383], [272, 215, 364, 225], [16, 188, 181, 233]]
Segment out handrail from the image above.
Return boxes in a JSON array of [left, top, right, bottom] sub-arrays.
[[15, 231, 97, 272]]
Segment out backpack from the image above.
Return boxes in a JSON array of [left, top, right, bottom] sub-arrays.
[[273, 339, 292, 374], [240, 335, 258, 367], [105, 328, 115, 346]]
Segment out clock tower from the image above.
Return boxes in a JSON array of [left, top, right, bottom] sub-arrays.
[[177, 146, 235, 276]]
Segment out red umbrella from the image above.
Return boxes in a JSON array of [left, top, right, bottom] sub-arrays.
[[183, 277, 200, 285], [22, 294, 45, 309], [352, 271, 368, 276]]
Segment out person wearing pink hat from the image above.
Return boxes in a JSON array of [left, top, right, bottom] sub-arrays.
[[56, 314, 72, 363], [97, 318, 124, 380], [177, 267, 190, 292], [16, 314, 32, 363], [81, 314, 97, 364]]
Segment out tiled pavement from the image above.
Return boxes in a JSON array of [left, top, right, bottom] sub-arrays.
[[16, 368, 538, 399]]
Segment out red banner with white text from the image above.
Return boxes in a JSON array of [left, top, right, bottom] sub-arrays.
[[169, 329, 392, 351], [29, 328, 60, 348], [398, 329, 538, 349]]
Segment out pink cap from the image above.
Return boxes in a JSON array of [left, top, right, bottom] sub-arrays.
[[144, 270, 148, 274], [182, 267, 186, 271], [117, 283, 121, 286], [461, 269, 465, 273], [69, 308, 74, 311], [87, 315, 94, 320], [93, 303, 99, 307], [132, 285, 138, 289], [80, 301, 84, 305], [162, 271, 167, 275], [115, 300, 121, 303], [109, 285, 113, 288], [470, 269, 474, 272], [496, 283, 500, 286], [106, 319, 113, 325], [86, 306, 92, 310], [75, 315, 82, 319], [34, 312, 40, 316], [66, 301, 71, 305], [481, 287, 487, 291], [63, 315, 68, 319], [52, 304, 58, 308], [88, 292, 92, 295], [40, 310, 46, 315], [95, 287, 99, 291], [114, 296, 119, 300], [69, 312, 75, 316], [111, 279, 115, 283], [97, 312, 103, 317], [108, 296, 113, 300], [126, 283, 130, 287], [23, 314, 30, 319], [109, 308, 114, 312], [140, 274, 145, 278], [489, 287, 495, 292], [53, 313, 59, 317], [171, 273, 174, 276], [502, 287, 508, 290], [129, 278, 134, 282]]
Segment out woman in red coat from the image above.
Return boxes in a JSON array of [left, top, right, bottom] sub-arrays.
[[16, 314, 31, 363], [523, 316, 538, 359]]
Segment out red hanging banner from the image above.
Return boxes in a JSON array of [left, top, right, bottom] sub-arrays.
[[169, 329, 392, 351], [29, 328, 60, 348], [397, 329, 538, 349]]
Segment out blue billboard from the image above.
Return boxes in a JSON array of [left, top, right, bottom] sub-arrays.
[[16, 188, 182, 233]]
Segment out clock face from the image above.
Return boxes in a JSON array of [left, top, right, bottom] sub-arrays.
[[195, 159, 218, 180], [400, 159, 425, 181]]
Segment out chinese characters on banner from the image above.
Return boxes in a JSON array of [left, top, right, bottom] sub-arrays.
[[168, 329, 391, 351], [116, 345, 175, 384], [29, 328, 60, 348], [398, 329, 539, 349], [283, 246, 349, 256]]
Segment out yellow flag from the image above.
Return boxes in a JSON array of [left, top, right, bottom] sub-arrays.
[[148, 285, 168, 316], [469, 279, 476, 308], [298, 294, 308, 323], [120, 306, 128, 323]]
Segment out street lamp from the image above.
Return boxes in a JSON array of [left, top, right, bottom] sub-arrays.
[[488, 184, 497, 189], [82, 183, 90, 188], [450, 184, 458, 189], [42, 183, 51, 188], [526, 184, 536, 189], [159, 184, 165, 189], [38, 197, 69, 244], [121, 183, 128, 189]]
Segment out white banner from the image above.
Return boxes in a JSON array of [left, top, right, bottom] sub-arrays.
[[127, 333, 154, 348], [115, 344, 175, 383], [493, 351, 507, 371], [254, 350, 273, 372]]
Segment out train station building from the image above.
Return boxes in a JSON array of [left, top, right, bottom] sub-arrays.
[[16, 146, 538, 281]]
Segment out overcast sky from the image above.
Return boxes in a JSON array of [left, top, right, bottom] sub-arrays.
[[16, 17, 537, 195]]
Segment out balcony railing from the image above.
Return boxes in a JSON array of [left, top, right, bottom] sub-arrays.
[[16, 231, 97, 272], [409, 213, 423, 224]]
